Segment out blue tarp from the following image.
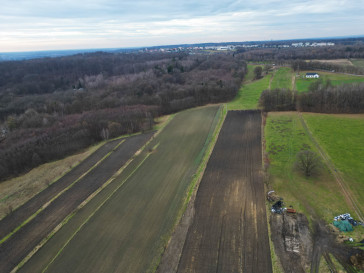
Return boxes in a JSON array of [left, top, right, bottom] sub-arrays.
[[333, 220, 353, 232]]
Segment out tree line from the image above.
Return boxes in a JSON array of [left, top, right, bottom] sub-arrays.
[[291, 60, 364, 75], [238, 44, 364, 62], [0, 105, 158, 180], [259, 82, 364, 113]]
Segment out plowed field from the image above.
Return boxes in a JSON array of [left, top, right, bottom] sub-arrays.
[[0, 133, 153, 273], [20, 106, 220, 273], [177, 110, 272, 273], [0, 139, 121, 241]]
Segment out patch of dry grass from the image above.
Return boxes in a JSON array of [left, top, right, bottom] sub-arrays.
[[0, 143, 102, 220]]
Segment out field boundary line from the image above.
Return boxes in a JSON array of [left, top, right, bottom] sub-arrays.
[[11, 132, 158, 273], [0, 138, 126, 246], [182, 105, 227, 216], [157, 105, 227, 273], [298, 112, 364, 222], [0, 142, 104, 222], [39, 152, 152, 273]]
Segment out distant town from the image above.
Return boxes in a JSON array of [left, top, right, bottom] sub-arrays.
[[141, 41, 336, 53]]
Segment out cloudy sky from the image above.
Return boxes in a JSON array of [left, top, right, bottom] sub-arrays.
[[1, 0, 363, 52]]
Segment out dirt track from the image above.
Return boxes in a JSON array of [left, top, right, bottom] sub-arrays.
[[0, 133, 153, 273], [177, 111, 272, 273]]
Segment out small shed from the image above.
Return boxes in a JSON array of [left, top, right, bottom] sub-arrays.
[[305, 73, 320, 79]]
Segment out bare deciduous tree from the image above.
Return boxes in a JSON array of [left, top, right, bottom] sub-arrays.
[[295, 150, 321, 177], [254, 66, 263, 79]]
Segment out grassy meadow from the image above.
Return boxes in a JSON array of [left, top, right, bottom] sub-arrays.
[[270, 67, 293, 90], [228, 71, 271, 110], [21, 106, 222, 273], [303, 113, 364, 207], [265, 112, 354, 223], [295, 71, 364, 92]]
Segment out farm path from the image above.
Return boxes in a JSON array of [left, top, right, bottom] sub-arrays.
[[291, 74, 296, 90], [298, 113, 364, 222], [177, 110, 272, 273], [0, 133, 153, 273]]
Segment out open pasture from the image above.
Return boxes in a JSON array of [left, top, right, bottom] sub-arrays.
[[265, 112, 363, 224], [270, 67, 293, 90], [228, 74, 271, 110], [303, 113, 364, 212]]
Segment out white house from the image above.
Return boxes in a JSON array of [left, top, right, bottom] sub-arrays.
[[305, 73, 320, 79]]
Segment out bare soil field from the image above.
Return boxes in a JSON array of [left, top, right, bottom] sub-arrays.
[[0, 133, 153, 273], [0, 138, 120, 241], [177, 110, 272, 273], [313, 59, 353, 66]]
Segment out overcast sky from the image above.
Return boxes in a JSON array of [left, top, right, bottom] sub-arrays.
[[1, 0, 363, 52]]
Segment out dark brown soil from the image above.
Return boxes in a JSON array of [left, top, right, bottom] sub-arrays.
[[0, 138, 120, 240], [270, 212, 363, 273], [0, 133, 153, 273], [270, 213, 313, 273], [176, 111, 272, 273]]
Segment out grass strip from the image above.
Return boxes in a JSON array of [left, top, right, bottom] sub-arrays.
[[0, 139, 125, 246], [151, 105, 227, 272]]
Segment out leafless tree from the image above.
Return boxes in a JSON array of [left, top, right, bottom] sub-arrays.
[[295, 150, 321, 177]]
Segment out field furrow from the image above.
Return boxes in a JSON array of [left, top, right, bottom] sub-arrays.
[[177, 110, 272, 273], [0, 138, 121, 242], [0, 133, 153, 273], [21, 106, 220, 273]]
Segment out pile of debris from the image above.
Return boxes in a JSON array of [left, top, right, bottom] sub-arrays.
[[267, 190, 280, 202], [271, 200, 286, 214], [333, 213, 363, 233], [268, 191, 296, 214]]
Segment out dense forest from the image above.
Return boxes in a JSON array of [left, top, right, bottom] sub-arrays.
[[238, 44, 364, 62], [0, 52, 247, 180]]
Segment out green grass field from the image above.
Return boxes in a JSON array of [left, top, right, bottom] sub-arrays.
[[295, 71, 364, 92], [245, 64, 262, 82], [303, 113, 364, 208], [270, 67, 293, 90], [228, 73, 271, 110], [20, 106, 221, 273], [265, 112, 358, 224]]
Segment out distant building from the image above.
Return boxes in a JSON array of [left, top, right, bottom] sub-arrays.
[[305, 73, 320, 78]]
